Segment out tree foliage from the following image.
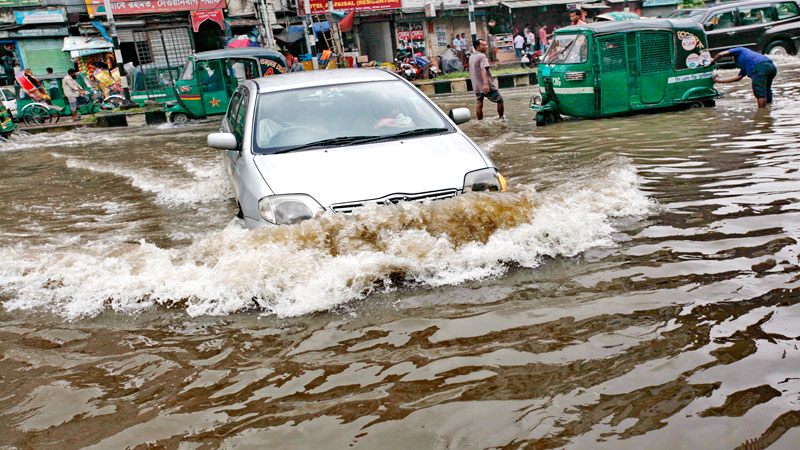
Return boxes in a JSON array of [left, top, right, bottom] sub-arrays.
[[679, 0, 706, 9]]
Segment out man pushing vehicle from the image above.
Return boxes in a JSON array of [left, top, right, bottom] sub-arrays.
[[711, 47, 777, 108]]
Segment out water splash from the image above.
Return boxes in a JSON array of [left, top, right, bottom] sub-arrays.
[[0, 162, 651, 319]]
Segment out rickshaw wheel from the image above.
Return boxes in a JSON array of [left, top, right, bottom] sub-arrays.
[[22, 105, 53, 126], [170, 112, 190, 125], [689, 101, 704, 109]]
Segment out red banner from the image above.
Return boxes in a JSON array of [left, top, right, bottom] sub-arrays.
[[301, 0, 401, 15], [85, 0, 226, 16], [191, 9, 224, 32]]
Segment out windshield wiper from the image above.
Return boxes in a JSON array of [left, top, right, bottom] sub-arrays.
[[377, 127, 450, 139], [272, 128, 450, 154], [273, 135, 381, 154]]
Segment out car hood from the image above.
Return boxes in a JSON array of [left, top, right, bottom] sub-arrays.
[[252, 132, 489, 208]]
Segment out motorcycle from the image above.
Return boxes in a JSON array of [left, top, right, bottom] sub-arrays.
[[520, 47, 543, 68]]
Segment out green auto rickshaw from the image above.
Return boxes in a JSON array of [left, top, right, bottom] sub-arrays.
[[129, 62, 183, 106], [531, 19, 720, 125], [166, 48, 288, 124]]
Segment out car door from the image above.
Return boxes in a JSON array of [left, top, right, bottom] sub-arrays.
[[735, 4, 776, 50], [222, 90, 247, 201], [703, 8, 742, 53]]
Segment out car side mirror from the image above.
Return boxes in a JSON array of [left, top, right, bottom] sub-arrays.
[[703, 23, 714, 31], [449, 107, 471, 125], [207, 132, 238, 150]]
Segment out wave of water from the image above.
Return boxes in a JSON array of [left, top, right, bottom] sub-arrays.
[[0, 161, 651, 319]]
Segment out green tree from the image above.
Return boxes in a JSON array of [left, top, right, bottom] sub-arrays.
[[679, 0, 706, 8]]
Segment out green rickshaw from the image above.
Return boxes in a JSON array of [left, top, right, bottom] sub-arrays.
[[0, 102, 16, 137], [531, 19, 720, 125], [15, 73, 121, 125], [165, 48, 288, 124]]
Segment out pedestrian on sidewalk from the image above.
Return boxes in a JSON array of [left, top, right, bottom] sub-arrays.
[[570, 10, 586, 26], [469, 38, 504, 121], [514, 33, 525, 59], [712, 47, 777, 108], [539, 24, 549, 52], [63, 69, 89, 122]]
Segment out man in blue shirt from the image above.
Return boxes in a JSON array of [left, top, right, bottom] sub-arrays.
[[711, 47, 777, 108]]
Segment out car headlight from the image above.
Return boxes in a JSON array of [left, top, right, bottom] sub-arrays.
[[258, 194, 325, 225], [463, 168, 507, 193]]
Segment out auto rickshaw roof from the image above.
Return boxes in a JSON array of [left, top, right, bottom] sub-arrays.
[[194, 47, 286, 62], [560, 18, 704, 35]]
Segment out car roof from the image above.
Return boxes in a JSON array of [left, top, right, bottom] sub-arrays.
[[195, 47, 285, 61], [560, 18, 704, 34], [682, 0, 784, 13], [252, 68, 401, 93]]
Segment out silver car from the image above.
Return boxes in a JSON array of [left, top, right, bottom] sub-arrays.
[[208, 69, 506, 228]]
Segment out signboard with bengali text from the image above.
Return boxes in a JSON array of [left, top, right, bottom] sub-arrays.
[[85, 0, 226, 16], [301, 0, 401, 15]]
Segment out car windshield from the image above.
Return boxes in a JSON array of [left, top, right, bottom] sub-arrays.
[[253, 80, 452, 154], [667, 9, 706, 20], [543, 34, 589, 65], [179, 60, 194, 81]]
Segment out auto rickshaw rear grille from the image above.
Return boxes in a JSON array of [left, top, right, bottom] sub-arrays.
[[639, 32, 672, 74]]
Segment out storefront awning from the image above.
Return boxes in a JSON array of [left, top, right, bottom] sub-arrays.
[[62, 36, 113, 58], [583, 3, 611, 9], [500, 0, 577, 9], [275, 22, 330, 43]]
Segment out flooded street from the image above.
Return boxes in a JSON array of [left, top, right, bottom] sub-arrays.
[[2, 58, 800, 449]]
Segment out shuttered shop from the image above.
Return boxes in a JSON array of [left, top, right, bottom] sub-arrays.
[[18, 38, 74, 74]]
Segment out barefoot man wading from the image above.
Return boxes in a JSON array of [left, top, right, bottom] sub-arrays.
[[469, 39, 505, 121]]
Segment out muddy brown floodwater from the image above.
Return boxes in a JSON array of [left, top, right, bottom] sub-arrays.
[[1, 58, 800, 449]]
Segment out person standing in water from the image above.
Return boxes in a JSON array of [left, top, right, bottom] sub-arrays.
[[712, 47, 777, 108], [469, 38, 504, 121]]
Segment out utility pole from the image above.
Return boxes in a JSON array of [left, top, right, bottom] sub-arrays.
[[257, 0, 275, 49], [303, 0, 319, 69], [100, 0, 134, 106], [467, 0, 477, 42]]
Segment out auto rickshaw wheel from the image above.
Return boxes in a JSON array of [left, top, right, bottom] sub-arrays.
[[170, 112, 190, 125], [689, 101, 704, 109], [702, 99, 716, 108]]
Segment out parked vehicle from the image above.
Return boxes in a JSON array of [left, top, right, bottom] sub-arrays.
[[531, 19, 720, 126], [0, 87, 16, 116], [667, 0, 800, 56], [206, 69, 506, 229], [0, 102, 16, 137], [165, 48, 288, 124], [15, 73, 122, 125], [520, 48, 543, 68]]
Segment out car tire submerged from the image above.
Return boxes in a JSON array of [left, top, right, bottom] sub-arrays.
[[765, 40, 792, 57]]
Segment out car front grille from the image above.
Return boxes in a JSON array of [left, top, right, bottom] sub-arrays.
[[330, 189, 460, 214]]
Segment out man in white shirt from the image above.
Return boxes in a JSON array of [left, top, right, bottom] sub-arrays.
[[514, 33, 525, 59]]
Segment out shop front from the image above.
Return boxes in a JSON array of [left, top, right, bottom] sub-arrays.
[[301, 0, 402, 64], [0, 8, 73, 77]]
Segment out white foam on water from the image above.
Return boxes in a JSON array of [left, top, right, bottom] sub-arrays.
[[59, 156, 230, 206], [0, 163, 652, 320]]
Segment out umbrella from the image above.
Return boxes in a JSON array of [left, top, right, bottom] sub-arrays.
[[228, 35, 254, 48]]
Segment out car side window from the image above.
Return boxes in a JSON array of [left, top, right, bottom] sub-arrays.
[[775, 1, 800, 19], [738, 6, 774, 25], [231, 91, 248, 144], [706, 11, 738, 29], [226, 92, 242, 131]]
